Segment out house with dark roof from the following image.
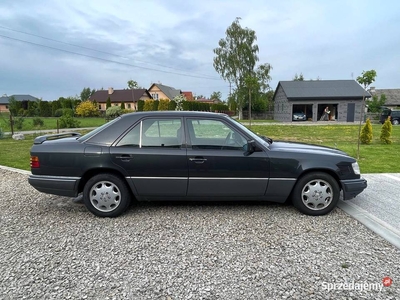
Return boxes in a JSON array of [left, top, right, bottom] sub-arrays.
[[368, 87, 400, 108], [89, 88, 152, 111], [0, 94, 38, 112], [273, 80, 371, 122], [148, 83, 182, 101]]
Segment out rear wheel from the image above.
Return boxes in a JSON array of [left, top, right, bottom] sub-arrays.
[[83, 173, 131, 217], [292, 172, 340, 216]]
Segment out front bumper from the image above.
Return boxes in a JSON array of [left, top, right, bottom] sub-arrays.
[[340, 177, 367, 200], [28, 174, 81, 197]]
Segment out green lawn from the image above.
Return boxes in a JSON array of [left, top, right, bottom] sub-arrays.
[[0, 124, 398, 173], [0, 115, 106, 132]]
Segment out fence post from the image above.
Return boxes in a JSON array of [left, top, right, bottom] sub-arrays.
[[57, 119, 59, 134]]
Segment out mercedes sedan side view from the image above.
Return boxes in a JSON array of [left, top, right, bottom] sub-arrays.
[[28, 111, 367, 217]]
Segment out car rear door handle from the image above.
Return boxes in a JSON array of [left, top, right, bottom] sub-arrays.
[[116, 154, 133, 161], [189, 157, 207, 164]]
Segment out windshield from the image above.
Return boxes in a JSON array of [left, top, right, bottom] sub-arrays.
[[227, 116, 272, 147], [78, 117, 121, 142]]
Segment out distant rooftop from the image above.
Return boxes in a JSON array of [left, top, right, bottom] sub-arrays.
[[277, 80, 371, 100]]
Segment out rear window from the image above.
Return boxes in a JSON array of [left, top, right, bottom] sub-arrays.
[[381, 109, 391, 116]]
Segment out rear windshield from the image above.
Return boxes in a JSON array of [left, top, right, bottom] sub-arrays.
[[78, 117, 121, 142], [381, 109, 391, 116]]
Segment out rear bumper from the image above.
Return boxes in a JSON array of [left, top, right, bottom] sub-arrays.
[[340, 177, 367, 200], [28, 174, 81, 197]]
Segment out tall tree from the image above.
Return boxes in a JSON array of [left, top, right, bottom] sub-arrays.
[[7, 96, 21, 116], [127, 80, 139, 89], [368, 94, 386, 113], [80, 87, 94, 101], [210, 91, 222, 101], [106, 97, 112, 109], [293, 73, 304, 81], [356, 70, 377, 159], [213, 17, 261, 119], [244, 75, 259, 127]]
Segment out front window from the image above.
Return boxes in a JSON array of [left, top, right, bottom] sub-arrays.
[[187, 118, 246, 150], [151, 93, 159, 100]]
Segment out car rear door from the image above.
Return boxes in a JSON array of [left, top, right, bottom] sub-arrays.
[[185, 117, 269, 198], [110, 117, 188, 197]]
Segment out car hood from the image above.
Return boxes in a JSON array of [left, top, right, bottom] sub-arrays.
[[270, 141, 349, 157]]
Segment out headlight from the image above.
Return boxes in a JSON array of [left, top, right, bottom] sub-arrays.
[[352, 162, 360, 175]]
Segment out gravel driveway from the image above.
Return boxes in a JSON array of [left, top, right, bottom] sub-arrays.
[[0, 168, 399, 299]]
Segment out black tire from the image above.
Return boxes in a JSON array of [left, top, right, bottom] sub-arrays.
[[392, 119, 399, 125], [83, 173, 131, 217], [291, 172, 340, 216]]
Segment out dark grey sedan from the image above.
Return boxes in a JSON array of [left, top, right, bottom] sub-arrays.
[[28, 111, 367, 217]]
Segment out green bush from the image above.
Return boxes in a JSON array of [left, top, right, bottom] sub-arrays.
[[380, 117, 392, 144], [137, 100, 144, 112], [360, 118, 373, 144], [168, 101, 177, 111], [14, 117, 25, 130], [59, 109, 80, 128], [120, 102, 126, 110], [32, 117, 44, 127], [18, 108, 26, 116], [152, 100, 159, 111], [106, 106, 122, 118], [158, 99, 169, 111], [211, 103, 229, 112], [54, 108, 74, 117], [144, 100, 155, 111]]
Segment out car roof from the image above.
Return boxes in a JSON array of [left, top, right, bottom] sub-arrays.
[[120, 111, 228, 118]]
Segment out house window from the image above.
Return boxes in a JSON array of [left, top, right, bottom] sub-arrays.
[[6, 105, 8, 109], [128, 104, 131, 109], [98, 105, 102, 110], [152, 93, 159, 100]]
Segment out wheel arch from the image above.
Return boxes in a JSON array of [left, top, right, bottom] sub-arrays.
[[290, 167, 342, 196], [78, 168, 133, 195]]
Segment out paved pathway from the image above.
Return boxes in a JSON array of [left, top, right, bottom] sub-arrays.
[[339, 173, 400, 249]]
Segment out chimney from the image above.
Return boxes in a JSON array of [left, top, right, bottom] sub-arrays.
[[369, 86, 376, 93], [108, 87, 114, 95]]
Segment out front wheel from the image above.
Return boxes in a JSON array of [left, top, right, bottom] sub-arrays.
[[392, 119, 399, 125], [83, 173, 131, 217], [291, 172, 340, 216]]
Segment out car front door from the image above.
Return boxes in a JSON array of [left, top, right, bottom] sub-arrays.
[[110, 117, 187, 197], [185, 118, 270, 198]]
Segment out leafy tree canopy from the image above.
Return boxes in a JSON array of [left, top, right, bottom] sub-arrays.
[[293, 73, 304, 81], [127, 80, 139, 89], [213, 17, 272, 118]]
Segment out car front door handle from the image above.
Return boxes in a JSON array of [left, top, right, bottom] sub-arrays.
[[189, 157, 207, 164]]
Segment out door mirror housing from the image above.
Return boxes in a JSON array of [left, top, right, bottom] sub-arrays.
[[244, 140, 256, 156]]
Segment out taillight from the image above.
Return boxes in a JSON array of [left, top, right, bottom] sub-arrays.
[[30, 156, 40, 168]]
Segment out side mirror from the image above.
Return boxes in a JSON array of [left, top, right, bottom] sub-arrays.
[[244, 140, 256, 156]]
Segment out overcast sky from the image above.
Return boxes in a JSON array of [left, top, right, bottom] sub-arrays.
[[1, 0, 399, 101]]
